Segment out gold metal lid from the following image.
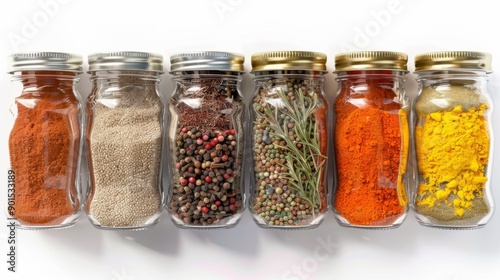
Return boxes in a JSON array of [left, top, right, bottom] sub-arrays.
[[334, 51, 408, 72], [251, 51, 327, 72], [415, 51, 492, 73]]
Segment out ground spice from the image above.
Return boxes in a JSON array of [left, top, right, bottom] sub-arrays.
[[9, 71, 80, 226], [334, 79, 408, 226], [86, 75, 163, 228], [168, 77, 244, 226], [415, 105, 490, 222], [252, 78, 327, 227], [414, 81, 486, 115]]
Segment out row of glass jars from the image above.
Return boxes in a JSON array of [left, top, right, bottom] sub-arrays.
[[5, 50, 493, 231]]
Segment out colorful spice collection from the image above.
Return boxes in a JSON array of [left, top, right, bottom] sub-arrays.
[[4, 50, 495, 231]]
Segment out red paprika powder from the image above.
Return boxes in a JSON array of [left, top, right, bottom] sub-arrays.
[[332, 51, 409, 228], [7, 53, 83, 228]]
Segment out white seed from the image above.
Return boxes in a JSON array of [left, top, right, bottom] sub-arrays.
[[88, 81, 163, 228]]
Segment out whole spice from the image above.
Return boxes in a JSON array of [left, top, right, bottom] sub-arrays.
[[334, 79, 408, 226], [9, 71, 81, 226], [252, 78, 327, 226], [168, 78, 244, 226], [86, 74, 163, 228], [415, 104, 490, 222]]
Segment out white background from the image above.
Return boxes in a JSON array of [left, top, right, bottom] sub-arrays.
[[1, 0, 500, 279]]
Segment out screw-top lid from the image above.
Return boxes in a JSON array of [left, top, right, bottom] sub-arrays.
[[88, 51, 163, 72], [7, 52, 83, 73], [169, 51, 244, 72], [415, 51, 492, 73], [334, 51, 408, 72], [251, 51, 327, 72]]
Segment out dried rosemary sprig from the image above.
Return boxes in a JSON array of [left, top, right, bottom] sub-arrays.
[[253, 88, 325, 213]]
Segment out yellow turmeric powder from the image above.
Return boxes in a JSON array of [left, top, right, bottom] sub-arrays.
[[415, 104, 490, 223]]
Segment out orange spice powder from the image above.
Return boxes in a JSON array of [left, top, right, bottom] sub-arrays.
[[334, 78, 407, 226]]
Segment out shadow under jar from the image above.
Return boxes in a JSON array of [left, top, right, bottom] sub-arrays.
[[167, 51, 245, 229], [413, 51, 494, 229], [249, 51, 329, 229], [85, 52, 164, 230], [6, 52, 83, 230], [332, 51, 410, 229]]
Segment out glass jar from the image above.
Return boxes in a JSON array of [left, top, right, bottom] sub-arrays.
[[249, 51, 329, 229], [413, 51, 494, 229], [6, 52, 83, 229], [85, 52, 164, 230], [332, 51, 410, 229], [167, 51, 245, 229]]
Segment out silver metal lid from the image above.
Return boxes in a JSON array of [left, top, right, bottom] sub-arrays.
[[7, 52, 83, 73], [170, 51, 245, 72], [88, 51, 163, 72]]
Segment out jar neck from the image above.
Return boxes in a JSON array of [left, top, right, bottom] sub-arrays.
[[252, 70, 326, 80], [416, 70, 489, 85], [12, 71, 79, 95], [14, 70, 78, 83], [336, 70, 406, 90], [335, 70, 407, 80], [335, 70, 407, 104], [252, 73, 326, 92], [251, 72, 326, 101], [90, 70, 161, 87], [171, 70, 242, 82]]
